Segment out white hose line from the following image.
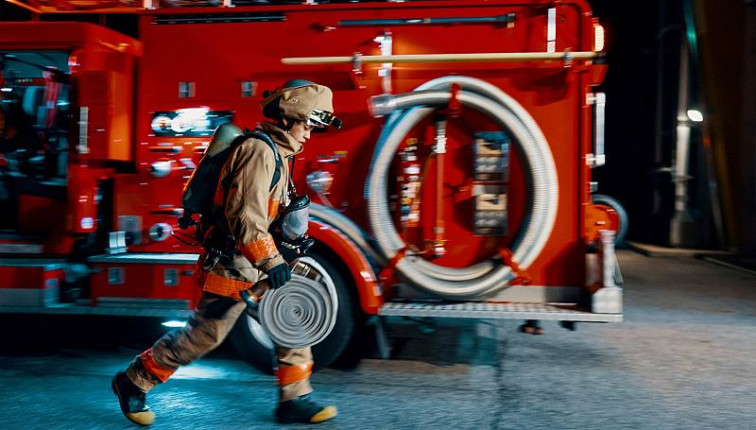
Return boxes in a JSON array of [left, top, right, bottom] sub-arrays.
[[365, 77, 559, 297]]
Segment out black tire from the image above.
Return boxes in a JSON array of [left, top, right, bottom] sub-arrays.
[[591, 193, 629, 246], [228, 253, 357, 374]]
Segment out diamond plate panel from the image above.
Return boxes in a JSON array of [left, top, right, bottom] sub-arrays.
[[379, 301, 622, 322]]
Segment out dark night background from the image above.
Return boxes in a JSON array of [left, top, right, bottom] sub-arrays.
[[590, 0, 755, 263]]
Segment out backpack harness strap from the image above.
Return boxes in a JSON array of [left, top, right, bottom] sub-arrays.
[[244, 129, 283, 192], [203, 130, 284, 267]]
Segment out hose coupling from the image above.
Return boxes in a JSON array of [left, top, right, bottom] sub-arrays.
[[369, 94, 398, 117]]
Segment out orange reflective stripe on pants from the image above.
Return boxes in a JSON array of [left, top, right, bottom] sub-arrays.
[[276, 362, 313, 386], [139, 348, 176, 383]]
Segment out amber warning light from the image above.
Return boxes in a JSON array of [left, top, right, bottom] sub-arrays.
[[594, 23, 605, 51]]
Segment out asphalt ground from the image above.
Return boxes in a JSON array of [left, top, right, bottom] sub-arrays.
[[0, 250, 754, 429]]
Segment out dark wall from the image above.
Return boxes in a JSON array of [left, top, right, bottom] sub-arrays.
[[589, 0, 753, 252], [590, 0, 686, 245], [740, 4, 756, 256]]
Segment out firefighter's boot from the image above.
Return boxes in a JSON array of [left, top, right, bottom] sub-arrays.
[[275, 394, 337, 424], [112, 371, 155, 426]]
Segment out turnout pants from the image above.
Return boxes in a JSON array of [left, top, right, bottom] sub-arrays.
[[125, 292, 313, 402]]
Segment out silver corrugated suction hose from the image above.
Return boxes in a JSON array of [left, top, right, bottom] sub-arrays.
[[258, 257, 338, 348], [365, 76, 559, 298]]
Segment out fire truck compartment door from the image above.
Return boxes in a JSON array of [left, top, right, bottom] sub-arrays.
[[76, 69, 133, 162]]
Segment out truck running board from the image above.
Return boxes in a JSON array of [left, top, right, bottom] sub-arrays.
[[378, 301, 622, 323]]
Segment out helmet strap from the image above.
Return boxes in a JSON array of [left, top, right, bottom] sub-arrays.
[[278, 117, 294, 132]]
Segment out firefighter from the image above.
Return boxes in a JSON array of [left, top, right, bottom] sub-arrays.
[[112, 79, 341, 426]]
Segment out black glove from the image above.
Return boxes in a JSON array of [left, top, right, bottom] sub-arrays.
[[267, 262, 292, 289]]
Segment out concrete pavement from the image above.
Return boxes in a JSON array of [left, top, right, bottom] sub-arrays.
[[0, 250, 754, 429]]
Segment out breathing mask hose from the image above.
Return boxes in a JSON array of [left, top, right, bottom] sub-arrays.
[[365, 76, 559, 298]]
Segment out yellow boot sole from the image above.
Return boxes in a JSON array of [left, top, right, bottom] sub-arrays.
[[310, 406, 338, 423], [126, 411, 155, 426]]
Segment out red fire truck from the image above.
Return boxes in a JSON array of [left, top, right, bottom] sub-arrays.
[[0, 0, 623, 370]]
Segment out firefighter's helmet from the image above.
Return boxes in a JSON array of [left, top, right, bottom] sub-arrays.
[[262, 79, 343, 129]]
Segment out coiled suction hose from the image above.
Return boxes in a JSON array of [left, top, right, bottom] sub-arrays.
[[363, 76, 559, 298]]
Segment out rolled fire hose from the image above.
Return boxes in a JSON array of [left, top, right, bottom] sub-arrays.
[[257, 257, 338, 349], [364, 76, 559, 298]]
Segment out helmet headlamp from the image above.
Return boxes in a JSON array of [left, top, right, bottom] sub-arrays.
[[307, 109, 343, 130]]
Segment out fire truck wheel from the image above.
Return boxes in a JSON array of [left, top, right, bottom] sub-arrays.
[[591, 194, 629, 246], [228, 254, 357, 374]]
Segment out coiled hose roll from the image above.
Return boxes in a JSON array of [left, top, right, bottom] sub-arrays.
[[364, 76, 559, 298], [257, 257, 338, 348]]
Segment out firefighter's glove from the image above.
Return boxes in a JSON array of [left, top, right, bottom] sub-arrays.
[[267, 263, 292, 289]]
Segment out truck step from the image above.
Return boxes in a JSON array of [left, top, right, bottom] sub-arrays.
[[378, 301, 622, 322]]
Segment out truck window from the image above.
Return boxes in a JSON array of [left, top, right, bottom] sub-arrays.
[[0, 51, 70, 231]]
